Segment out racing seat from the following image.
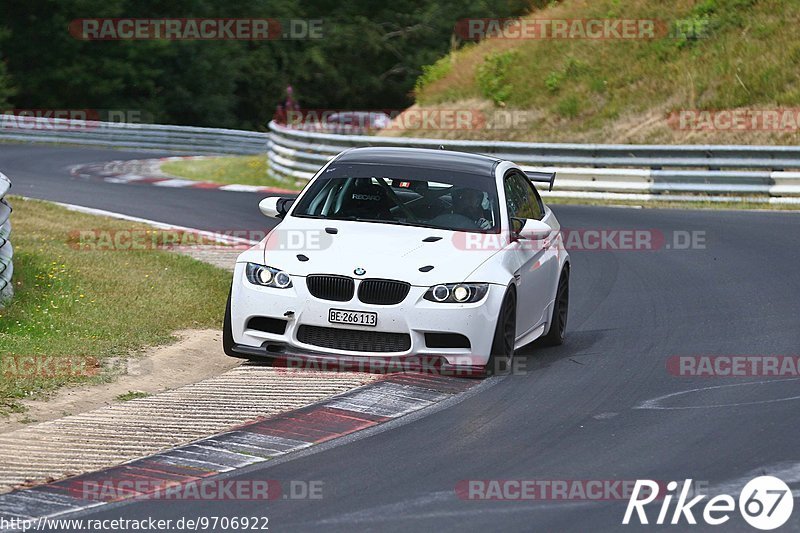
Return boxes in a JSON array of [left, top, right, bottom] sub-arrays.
[[334, 181, 394, 220]]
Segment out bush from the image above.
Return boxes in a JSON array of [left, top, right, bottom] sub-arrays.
[[545, 71, 562, 93], [414, 55, 454, 95], [476, 50, 518, 106], [556, 95, 580, 118]]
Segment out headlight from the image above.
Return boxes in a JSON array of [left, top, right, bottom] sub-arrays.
[[424, 283, 489, 303], [246, 263, 293, 288]]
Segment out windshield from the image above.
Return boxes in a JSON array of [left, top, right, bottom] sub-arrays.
[[291, 163, 500, 233]]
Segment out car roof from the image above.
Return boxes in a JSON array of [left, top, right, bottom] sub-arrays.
[[334, 147, 501, 176]]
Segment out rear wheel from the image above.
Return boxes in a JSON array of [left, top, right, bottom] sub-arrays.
[[485, 288, 516, 376], [541, 267, 569, 346]]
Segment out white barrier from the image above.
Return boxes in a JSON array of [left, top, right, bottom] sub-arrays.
[[266, 121, 800, 201], [0, 173, 12, 304]]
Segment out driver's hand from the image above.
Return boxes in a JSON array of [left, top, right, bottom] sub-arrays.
[[476, 217, 491, 230]]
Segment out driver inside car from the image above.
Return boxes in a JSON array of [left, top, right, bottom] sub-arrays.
[[451, 187, 492, 230]]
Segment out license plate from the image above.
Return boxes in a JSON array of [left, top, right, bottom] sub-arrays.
[[328, 308, 377, 327]]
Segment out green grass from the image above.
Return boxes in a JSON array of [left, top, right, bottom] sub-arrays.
[[0, 197, 230, 414], [161, 155, 300, 189], [409, 0, 800, 145], [115, 390, 151, 402]]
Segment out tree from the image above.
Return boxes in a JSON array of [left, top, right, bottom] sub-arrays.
[[0, 0, 531, 129]]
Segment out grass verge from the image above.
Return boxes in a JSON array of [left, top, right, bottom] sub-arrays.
[[161, 155, 300, 189], [408, 0, 800, 145], [0, 197, 230, 415]]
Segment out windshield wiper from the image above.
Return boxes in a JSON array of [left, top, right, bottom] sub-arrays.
[[348, 218, 444, 230], [299, 214, 444, 231]]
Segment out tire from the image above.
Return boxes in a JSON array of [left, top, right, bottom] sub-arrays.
[[222, 285, 237, 357], [485, 288, 516, 376], [541, 266, 569, 346]]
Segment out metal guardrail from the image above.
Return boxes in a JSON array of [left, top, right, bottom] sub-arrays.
[[2, 115, 800, 202], [267, 121, 800, 202], [0, 116, 268, 155], [0, 172, 12, 304]]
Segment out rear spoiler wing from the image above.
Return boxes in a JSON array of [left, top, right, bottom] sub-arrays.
[[524, 171, 556, 192]]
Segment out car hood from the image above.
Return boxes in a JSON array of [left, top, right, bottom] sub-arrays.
[[261, 217, 505, 286]]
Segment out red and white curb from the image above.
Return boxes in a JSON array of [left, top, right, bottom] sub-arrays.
[[0, 373, 479, 524], [69, 156, 298, 195]]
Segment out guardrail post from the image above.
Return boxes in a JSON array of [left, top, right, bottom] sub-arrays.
[[0, 172, 12, 306]]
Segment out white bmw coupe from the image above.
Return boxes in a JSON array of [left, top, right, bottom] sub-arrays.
[[224, 147, 570, 376]]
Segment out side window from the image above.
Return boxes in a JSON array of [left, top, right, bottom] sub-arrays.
[[524, 177, 545, 220], [504, 174, 525, 219], [504, 172, 543, 221]]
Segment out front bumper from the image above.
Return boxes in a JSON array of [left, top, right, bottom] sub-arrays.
[[226, 342, 489, 377], [229, 262, 506, 368]]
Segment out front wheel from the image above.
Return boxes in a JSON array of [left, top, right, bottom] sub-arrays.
[[485, 288, 516, 376], [541, 267, 569, 346], [222, 286, 236, 357]]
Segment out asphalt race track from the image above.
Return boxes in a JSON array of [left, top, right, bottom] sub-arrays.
[[0, 145, 266, 231], [2, 144, 800, 532]]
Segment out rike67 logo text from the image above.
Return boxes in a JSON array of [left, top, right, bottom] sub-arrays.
[[623, 476, 793, 530]]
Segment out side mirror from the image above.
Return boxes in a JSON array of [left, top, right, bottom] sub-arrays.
[[511, 217, 551, 241], [259, 197, 294, 219], [511, 217, 525, 236]]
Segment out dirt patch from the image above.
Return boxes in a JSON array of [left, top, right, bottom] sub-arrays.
[[0, 329, 239, 433]]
